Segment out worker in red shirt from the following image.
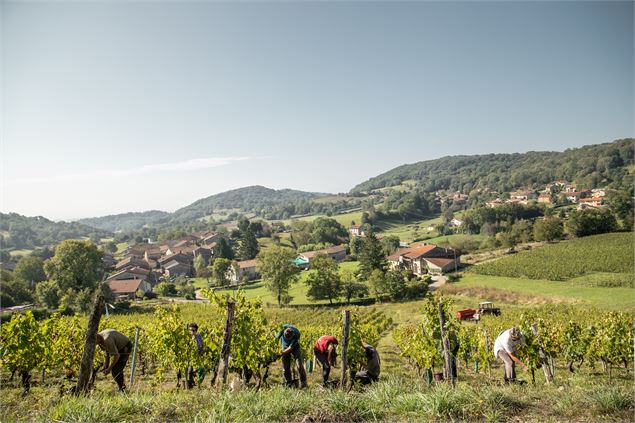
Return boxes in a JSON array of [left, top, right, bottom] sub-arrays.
[[314, 335, 338, 387]]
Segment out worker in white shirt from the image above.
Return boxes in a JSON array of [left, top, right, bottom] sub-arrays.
[[494, 327, 527, 384]]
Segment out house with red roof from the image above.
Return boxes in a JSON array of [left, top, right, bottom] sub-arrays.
[[297, 245, 348, 264], [227, 259, 259, 285], [387, 243, 460, 275], [108, 279, 153, 300], [115, 256, 151, 272]]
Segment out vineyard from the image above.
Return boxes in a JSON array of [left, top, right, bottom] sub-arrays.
[[469, 232, 634, 281], [394, 296, 634, 383], [0, 290, 393, 394], [1, 289, 634, 421]]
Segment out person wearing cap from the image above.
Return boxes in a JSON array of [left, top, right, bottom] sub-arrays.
[[186, 322, 205, 388], [353, 341, 381, 385], [276, 324, 307, 388], [314, 335, 338, 386], [494, 327, 527, 383], [95, 329, 132, 392]]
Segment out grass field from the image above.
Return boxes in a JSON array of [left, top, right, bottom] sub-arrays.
[[419, 233, 483, 246], [445, 273, 634, 311], [115, 242, 129, 255], [8, 249, 33, 258], [273, 210, 364, 229], [374, 214, 442, 243], [210, 261, 361, 305]]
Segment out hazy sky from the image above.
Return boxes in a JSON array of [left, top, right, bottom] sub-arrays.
[[2, 1, 633, 220]]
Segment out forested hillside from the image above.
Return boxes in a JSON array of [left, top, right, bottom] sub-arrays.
[[77, 210, 171, 232], [170, 185, 333, 222], [351, 138, 634, 194], [0, 213, 111, 250]]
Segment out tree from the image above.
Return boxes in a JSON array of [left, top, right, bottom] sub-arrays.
[[305, 254, 341, 304], [383, 269, 407, 300], [368, 269, 388, 301], [239, 228, 260, 260], [496, 231, 518, 248], [358, 229, 387, 279], [193, 255, 211, 282], [310, 217, 348, 244], [256, 246, 300, 306], [533, 218, 563, 242], [341, 268, 369, 304], [607, 190, 634, 230], [211, 258, 234, 287], [349, 236, 364, 257], [35, 279, 60, 308], [0, 250, 11, 262], [213, 237, 234, 260], [44, 240, 103, 292], [104, 241, 118, 253], [238, 218, 251, 234], [566, 209, 617, 237], [381, 235, 400, 255], [510, 219, 534, 243], [0, 272, 33, 307], [156, 282, 177, 296], [290, 220, 312, 247], [13, 256, 46, 285]]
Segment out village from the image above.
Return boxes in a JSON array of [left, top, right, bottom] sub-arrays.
[[103, 178, 615, 300], [104, 227, 461, 301]]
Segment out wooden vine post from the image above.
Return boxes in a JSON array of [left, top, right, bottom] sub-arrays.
[[340, 310, 350, 390], [438, 301, 455, 386], [129, 327, 141, 387], [530, 324, 554, 383], [75, 294, 104, 394], [215, 298, 236, 388]]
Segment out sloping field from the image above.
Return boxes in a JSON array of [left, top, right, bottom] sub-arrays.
[[470, 232, 634, 281]]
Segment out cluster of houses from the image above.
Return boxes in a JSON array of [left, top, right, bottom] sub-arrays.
[[105, 230, 222, 299], [104, 230, 358, 299], [485, 181, 610, 209]]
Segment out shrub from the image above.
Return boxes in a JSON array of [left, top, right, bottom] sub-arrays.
[[447, 273, 462, 283], [156, 282, 177, 297]]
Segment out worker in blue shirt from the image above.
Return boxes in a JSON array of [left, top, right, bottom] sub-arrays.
[[276, 324, 307, 388]]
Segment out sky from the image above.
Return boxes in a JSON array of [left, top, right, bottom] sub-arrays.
[[1, 0, 633, 220]]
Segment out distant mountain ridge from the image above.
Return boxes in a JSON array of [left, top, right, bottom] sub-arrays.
[[76, 210, 171, 232], [6, 139, 634, 243], [0, 212, 111, 250], [350, 138, 634, 194], [76, 185, 328, 232], [170, 185, 328, 223]]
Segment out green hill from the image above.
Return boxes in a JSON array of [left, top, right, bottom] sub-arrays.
[[170, 185, 330, 223], [74, 186, 345, 231], [0, 212, 112, 250], [351, 138, 634, 195], [77, 210, 171, 232]]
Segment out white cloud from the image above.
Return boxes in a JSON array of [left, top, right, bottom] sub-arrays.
[[3, 156, 251, 185]]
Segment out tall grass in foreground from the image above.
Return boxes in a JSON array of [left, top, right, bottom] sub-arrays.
[[2, 375, 632, 422]]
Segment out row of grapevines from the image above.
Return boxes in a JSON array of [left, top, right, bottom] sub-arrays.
[[394, 295, 634, 380]]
